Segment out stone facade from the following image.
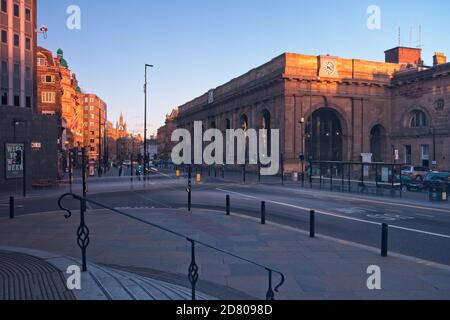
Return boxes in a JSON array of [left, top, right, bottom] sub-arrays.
[[0, 0, 58, 192], [157, 109, 179, 160], [173, 47, 450, 172], [80, 93, 107, 163]]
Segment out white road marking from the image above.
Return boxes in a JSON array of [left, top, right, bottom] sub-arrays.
[[216, 188, 450, 240], [416, 213, 435, 218], [281, 188, 450, 214], [0, 204, 24, 208]]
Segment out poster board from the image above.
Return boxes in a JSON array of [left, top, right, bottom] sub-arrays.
[[5, 143, 25, 179]]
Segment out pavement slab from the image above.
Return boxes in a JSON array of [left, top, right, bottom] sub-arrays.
[[1, 206, 450, 300]]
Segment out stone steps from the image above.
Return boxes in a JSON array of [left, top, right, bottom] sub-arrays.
[[0, 247, 215, 301]]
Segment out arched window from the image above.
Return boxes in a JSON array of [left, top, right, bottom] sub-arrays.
[[410, 110, 428, 128], [240, 114, 249, 132], [225, 119, 231, 130]]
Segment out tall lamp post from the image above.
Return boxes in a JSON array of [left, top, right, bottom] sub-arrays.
[[144, 64, 154, 182], [98, 107, 103, 177], [432, 127, 437, 168], [299, 115, 305, 187]]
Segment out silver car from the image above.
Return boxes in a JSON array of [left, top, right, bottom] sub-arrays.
[[401, 166, 430, 181]]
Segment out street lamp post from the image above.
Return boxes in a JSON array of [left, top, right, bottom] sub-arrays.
[[432, 127, 437, 168], [144, 64, 154, 182], [98, 108, 102, 177], [300, 115, 305, 187]]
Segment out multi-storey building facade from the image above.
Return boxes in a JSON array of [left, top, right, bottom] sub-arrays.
[[174, 47, 450, 172], [81, 93, 107, 164], [0, 0, 57, 191], [106, 120, 117, 165], [156, 109, 178, 160]]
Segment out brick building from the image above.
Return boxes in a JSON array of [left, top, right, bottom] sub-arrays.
[[156, 109, 178, 160], [174, 47, 450, 172], [81, 93, 107, 165], [36, 47, 84, 174], [0, 0, 58, 192]]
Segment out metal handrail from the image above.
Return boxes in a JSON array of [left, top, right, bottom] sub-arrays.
[[58, 192, 285, 301]]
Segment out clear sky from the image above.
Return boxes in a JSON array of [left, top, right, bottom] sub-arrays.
[[38, 0, 450, 136]]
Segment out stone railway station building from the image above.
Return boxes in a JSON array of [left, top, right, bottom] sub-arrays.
[[175, 47, 450, 172]]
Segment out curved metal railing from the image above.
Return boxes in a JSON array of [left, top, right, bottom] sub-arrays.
[[58, 192, 285, 300]]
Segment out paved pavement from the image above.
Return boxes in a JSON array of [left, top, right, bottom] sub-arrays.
[[0, 250, 75, 300], [0, 247, 214, 300], [1, 172, 449, 265], [1, 206, 449, 300]]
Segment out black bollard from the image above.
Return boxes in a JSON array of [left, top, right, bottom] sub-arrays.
[[310, 210, 315, 238], [261, 201, 266, 225], [9, 196, 14, 219], [381, 223, 389, 257], [226, 195, 230, 216]]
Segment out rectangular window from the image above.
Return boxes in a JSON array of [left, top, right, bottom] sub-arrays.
[[26, 96, 31, 108], [14, 34, 19, 47], [90, 147, 95, 152], [41, 91, 56, 103], [42, 75, 55, 83], [13, 4, 19, 17], [25, 8, 31, 21], [1, 0, 6, 13], [1, 30, 7, 44], [37, 57, 46, 66], [1, 92, 7, 105], [421, 145, 430, 168], [91, 114, 95, 120], [25, 67, 31, 80], [90, 139, 95, 144], [13, 63, 19, 77], [14, 95, 20, 107], [404, 145, 412, 165], [25, 37, 31, 50], [1, 60, 7, 74], [90, 106, 94, 111]]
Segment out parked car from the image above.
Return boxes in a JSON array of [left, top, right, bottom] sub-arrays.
[[422, 172, 450, 190], [122, 160, 131, 166], [401, 166, 430, 181], [398, 175, 423, 192]]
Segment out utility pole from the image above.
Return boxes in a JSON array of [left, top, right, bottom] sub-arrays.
[[144, 64, 154, 182], [98, 106, 102, 177]]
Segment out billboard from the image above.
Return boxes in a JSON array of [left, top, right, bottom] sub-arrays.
[[5, 143, 25, 179]]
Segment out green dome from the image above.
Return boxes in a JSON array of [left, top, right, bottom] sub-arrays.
[[76, 86, 81, 93], [57, 49, 68, 68], [60, 58, 68, 68]]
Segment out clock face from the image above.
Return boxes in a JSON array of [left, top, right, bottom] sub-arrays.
[[325, 62, 335, 75]]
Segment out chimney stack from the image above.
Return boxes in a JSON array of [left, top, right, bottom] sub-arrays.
[[385, 47, 423, 65], [433, 52, 447, 66]]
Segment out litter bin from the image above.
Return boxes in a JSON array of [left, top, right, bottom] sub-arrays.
[[429, 184, 448, 202]]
